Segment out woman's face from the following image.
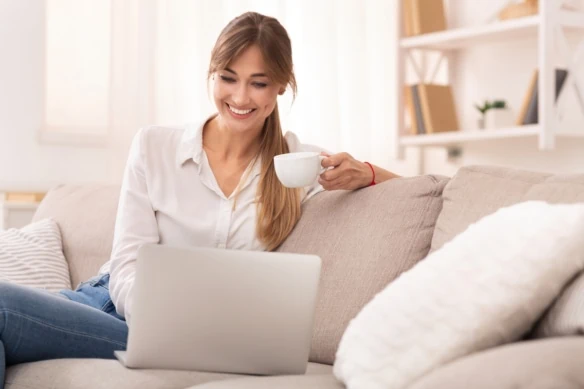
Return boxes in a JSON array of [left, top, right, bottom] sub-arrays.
[[213, 45, 285, 135]]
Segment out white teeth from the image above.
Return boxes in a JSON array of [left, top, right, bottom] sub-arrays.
[[228, 105, 253, 115]]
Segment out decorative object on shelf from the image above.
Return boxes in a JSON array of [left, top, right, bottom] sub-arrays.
[[475, 100, 512, 129], [405, 84, 459, 135], [403, 0, 447, 37], [517, 68, 569, 125], [485, 101, 513, 129], [474, 100, 490, 129], [498, 0, 539, 21]]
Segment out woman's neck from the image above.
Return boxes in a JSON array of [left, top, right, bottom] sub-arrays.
[[203, 115, 263, 162]]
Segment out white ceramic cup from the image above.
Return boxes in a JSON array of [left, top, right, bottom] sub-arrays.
[[273, 151, 326, 188]]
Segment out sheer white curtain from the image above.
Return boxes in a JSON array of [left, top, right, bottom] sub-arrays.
[[153, 0, 398, 164], [44, 0, 398, 171]]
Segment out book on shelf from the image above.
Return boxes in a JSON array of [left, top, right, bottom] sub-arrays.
[[404, 86, 417, 135], [498, 0, 538, 21], [411, 85, 426, 134], [404, 84, 459, 135], [403, 0, 447, 37], [516, 69, 538, 125], [517, 68, 569, 125]]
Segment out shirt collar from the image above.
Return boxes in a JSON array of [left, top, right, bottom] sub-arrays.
[[176, 114, 214, 167], [176, 114, 263, 179]]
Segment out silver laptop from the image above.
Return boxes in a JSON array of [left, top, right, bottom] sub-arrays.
[[114, 243, 322, 375]]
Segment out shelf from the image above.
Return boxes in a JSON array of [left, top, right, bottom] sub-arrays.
[[400, 10, 584, 51], [400, 125, 540, 147], [400, 16, 540, 50], [400, 125, 584, 147]]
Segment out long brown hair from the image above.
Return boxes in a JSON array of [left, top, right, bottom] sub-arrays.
[[208, 12, 301, 251]]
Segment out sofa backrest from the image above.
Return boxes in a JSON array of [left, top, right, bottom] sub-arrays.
[[32, 184, 120, 288], [277, 175, 449, 365], [32, 174, 450, 366], [432, 165, 584, 252]]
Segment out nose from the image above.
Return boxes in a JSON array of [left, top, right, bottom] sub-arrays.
[[232, 83, 250, 107]]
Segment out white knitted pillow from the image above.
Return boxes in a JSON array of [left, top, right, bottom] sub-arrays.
[[0, 218, 71, 292], [334, 201, 584, 389]]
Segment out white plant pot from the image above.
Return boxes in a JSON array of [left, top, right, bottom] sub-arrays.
[[477, 117, 485, 130], [485, 108, 513, 129]]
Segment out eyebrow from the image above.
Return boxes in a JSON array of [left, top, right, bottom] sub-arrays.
[[225, 67, 267, 78]]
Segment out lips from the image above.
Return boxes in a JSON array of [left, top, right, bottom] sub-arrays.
[[226, 103, 256, 119]]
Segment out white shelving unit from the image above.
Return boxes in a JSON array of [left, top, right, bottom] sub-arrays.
[[401, 15, 541, 50], [394, 2, 584, 158]]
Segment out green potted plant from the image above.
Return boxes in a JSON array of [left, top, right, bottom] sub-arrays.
[[474, 99, 511, 129], [474, 100, 492, 130]]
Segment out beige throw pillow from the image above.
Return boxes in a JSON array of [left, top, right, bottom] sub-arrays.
[[277, 175, 449, 365], [0, 218, 71, 291]]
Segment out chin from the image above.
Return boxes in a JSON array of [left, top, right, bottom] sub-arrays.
[[220, 111, 265, 134]]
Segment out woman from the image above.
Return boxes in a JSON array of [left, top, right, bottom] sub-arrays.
[[0, 11, 399, 387]]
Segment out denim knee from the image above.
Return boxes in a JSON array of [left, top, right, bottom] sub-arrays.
[[59, 274, 124, 321]]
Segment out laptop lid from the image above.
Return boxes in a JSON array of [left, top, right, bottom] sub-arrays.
[[118, 243, 322, 375]]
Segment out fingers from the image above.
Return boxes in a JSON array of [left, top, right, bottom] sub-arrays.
[[321, 152, 351, 169], [317, 151, 364, 191], [320, 167, 342, 181], [318, 175, 351, 191]]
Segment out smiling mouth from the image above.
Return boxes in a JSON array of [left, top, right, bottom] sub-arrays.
[[227, 103, 256, 116]]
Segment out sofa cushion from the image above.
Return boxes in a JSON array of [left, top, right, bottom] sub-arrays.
[[32, 184, 120, 288], [409, 337, 584, 389], [333, 201, 584, 389], [431, 165, 584, 252], [5, 360, 332, 389], [277, 175, 449, 365], [0, 218, 71, 291], [189, 374, 343, 389]]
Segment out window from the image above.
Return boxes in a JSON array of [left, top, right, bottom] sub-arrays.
[[42, 0, 112, 146]]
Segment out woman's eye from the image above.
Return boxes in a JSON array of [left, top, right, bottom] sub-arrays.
[[219, 75, 235, 83], [253, 82, 267, 88]]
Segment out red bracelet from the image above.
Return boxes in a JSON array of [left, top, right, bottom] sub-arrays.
[[363, 162, 376, 186]]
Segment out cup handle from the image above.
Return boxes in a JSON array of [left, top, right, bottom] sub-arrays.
[[319, 155, 328, 175]]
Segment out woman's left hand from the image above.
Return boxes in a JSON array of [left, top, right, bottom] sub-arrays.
[[318, 152, 374, 191]]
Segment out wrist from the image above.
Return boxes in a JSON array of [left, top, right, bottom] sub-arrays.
[[363, 162, 376, 187]]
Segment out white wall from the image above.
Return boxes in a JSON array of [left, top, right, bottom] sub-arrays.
[[0, 0, 133, 191], [414, 0, 584, 176]]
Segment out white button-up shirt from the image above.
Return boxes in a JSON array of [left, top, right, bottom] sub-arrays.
[[101, 115, 325, 321]]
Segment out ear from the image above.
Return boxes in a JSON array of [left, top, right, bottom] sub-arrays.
[[278, 87, 286, 95]]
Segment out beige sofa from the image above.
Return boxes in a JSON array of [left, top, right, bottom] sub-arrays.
[[7, 165, 584, 389]]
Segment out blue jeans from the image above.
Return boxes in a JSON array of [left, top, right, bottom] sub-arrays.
[[0, 273, 128, 389]]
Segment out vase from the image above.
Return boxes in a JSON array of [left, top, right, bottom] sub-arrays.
[[485, 108, 513, 129], [477, 117, 485, 130]]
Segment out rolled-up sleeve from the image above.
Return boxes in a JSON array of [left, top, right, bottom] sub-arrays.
[[109, 128, 160, 323]]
